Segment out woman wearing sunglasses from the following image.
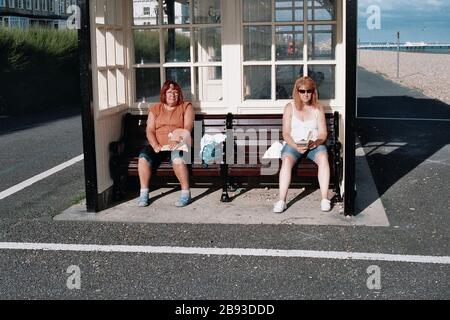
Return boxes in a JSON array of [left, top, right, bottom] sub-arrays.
[[273, 76, 331, 213]]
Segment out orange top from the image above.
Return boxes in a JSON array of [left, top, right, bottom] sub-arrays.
[[149, 102, 191, 146]]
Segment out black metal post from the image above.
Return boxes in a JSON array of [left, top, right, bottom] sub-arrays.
[[78, 0, 99, 212], [344, 0, 358, 215]]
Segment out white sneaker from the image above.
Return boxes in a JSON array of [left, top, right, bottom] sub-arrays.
[[321, 199, 331, 212], [273, 200, 287, 213]]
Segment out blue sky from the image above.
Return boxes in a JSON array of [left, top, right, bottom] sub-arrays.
[[358, 0, 450, 43]]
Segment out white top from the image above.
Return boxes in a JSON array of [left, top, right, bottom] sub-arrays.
[[290, 101, 319, 143]]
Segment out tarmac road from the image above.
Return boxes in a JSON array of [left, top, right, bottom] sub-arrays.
[[0, 70, 448, 300]]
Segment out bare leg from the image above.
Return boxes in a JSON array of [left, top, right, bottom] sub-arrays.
[[314, 152, 330, 200], [172, 158, 190, 190], [138, 157, 152, 189], [279, 155, 296, 202]]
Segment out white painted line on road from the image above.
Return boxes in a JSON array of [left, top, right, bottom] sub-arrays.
[[0, 154, 84, 200], [0, 242, 449, 265], [357, 116, 450, 122]]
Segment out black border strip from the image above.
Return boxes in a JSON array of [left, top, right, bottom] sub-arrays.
[[344, 0, 358, 215], [78, 0, 98, 212]]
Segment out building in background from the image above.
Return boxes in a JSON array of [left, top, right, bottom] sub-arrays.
[[0, 0, 74, 29]]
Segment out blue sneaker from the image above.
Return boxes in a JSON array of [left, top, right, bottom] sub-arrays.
[[175, 193, 191, 207], [138, 192, 149, 207]]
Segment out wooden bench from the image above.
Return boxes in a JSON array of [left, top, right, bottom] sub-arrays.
[[109, 113, 232, 202], [110, 111, 342, 204], [227, 112, 342, 202]]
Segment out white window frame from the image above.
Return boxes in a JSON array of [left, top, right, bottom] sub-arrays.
[[130, 0, 224, 113], [0, 0, 6, 8], [26, 0, 31, 10], [129, 0, 344, 114], [8, 0, 15, 8], [237, 0, 343, 113], [18, 0, 24, 9], [34, 0, 39, 10], [48, 0, 53, 12], [91, 0, 129, 119], [41, 0, 47, 11]]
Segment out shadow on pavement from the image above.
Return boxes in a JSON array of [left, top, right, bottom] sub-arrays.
[[357, 97, 450, 200], [0, 105, 80, 136]]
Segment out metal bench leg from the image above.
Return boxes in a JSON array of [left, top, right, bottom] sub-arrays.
[[220, 163, 230, 202]]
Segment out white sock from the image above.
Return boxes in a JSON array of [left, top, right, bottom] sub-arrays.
[[181, 189, 191, 196], [140, 188, 149, 196]]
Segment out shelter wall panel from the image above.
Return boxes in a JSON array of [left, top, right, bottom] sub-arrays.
[[96, 113, 124, 193]]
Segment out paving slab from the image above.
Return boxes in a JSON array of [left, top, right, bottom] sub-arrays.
[[55, 143, 389, 227]]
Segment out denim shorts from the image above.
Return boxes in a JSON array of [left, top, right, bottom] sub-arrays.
[[138, 146, 184, 167], [281, 144, 328, 163]]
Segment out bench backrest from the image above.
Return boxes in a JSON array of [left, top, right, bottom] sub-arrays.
[[121, 113, 230, 164], [230, 112, 338, 165]]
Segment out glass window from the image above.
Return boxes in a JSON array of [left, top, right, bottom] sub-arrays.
[[193, 27, 221, 62], [242, 0, 271, 22], [308, 0, 336, 21], [194, 0, 221, 24], [133, 0, 159, 25], [166, 67, 192, 100], [136, 68, 161, 103], [133, 29, 160, 64], [132, 0, 223, 104], [275, 0, 303, 22], [163, 0, 190, 25], [276, 25, 303, 60], [244, 26, 271, 61], [308, 65, 335, 99], [276, 65, 303, 99], [243, 0, 337, 100], [163, 28, 191, 62], [308, 24, 335, 60], [244, 66, 271, 100]]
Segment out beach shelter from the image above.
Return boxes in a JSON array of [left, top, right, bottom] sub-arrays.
[[78, 0, 357, 214]]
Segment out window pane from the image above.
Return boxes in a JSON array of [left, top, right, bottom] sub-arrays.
[[164, 28, 191, 62], [133, 0, 159, 25], [308, 24, 335, 60], [194, 0, 221, 24], [275, 0, 303, 22], [308, 65, 334, 99], [244, 26, 271, 61], [276, 65, 303, 99], [242, 0, 271, 22], [307, 0, 336, 21], [244, 66, 271, 100], [194, 27, 221, 62], [133, 29, 160, 64], [195, 67, 223, 102], [135, 68, 161, 103], [276, 25, 303, 60], [163, 0, 190, 24], [166, 67, 192, 101]]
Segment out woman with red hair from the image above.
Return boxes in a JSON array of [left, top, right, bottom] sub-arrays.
[[137, 80, 194, 207], [273, 76, 331, 213]]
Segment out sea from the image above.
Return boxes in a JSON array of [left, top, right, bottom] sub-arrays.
[[360, 45, 450, 55]]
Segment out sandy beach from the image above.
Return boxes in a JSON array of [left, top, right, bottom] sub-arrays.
[[358, 50, 450, 105]]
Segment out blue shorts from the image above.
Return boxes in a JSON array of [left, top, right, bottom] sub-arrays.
[[138, 146, 184, 167], [281, 144, 328, 163]]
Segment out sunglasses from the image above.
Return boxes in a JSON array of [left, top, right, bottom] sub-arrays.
[[298, 89, 314, 94]]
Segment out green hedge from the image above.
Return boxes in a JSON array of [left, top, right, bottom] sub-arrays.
[[0, 27, 80, 115]]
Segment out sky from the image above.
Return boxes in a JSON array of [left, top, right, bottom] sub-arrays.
[[358, 0, 450, 43]]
